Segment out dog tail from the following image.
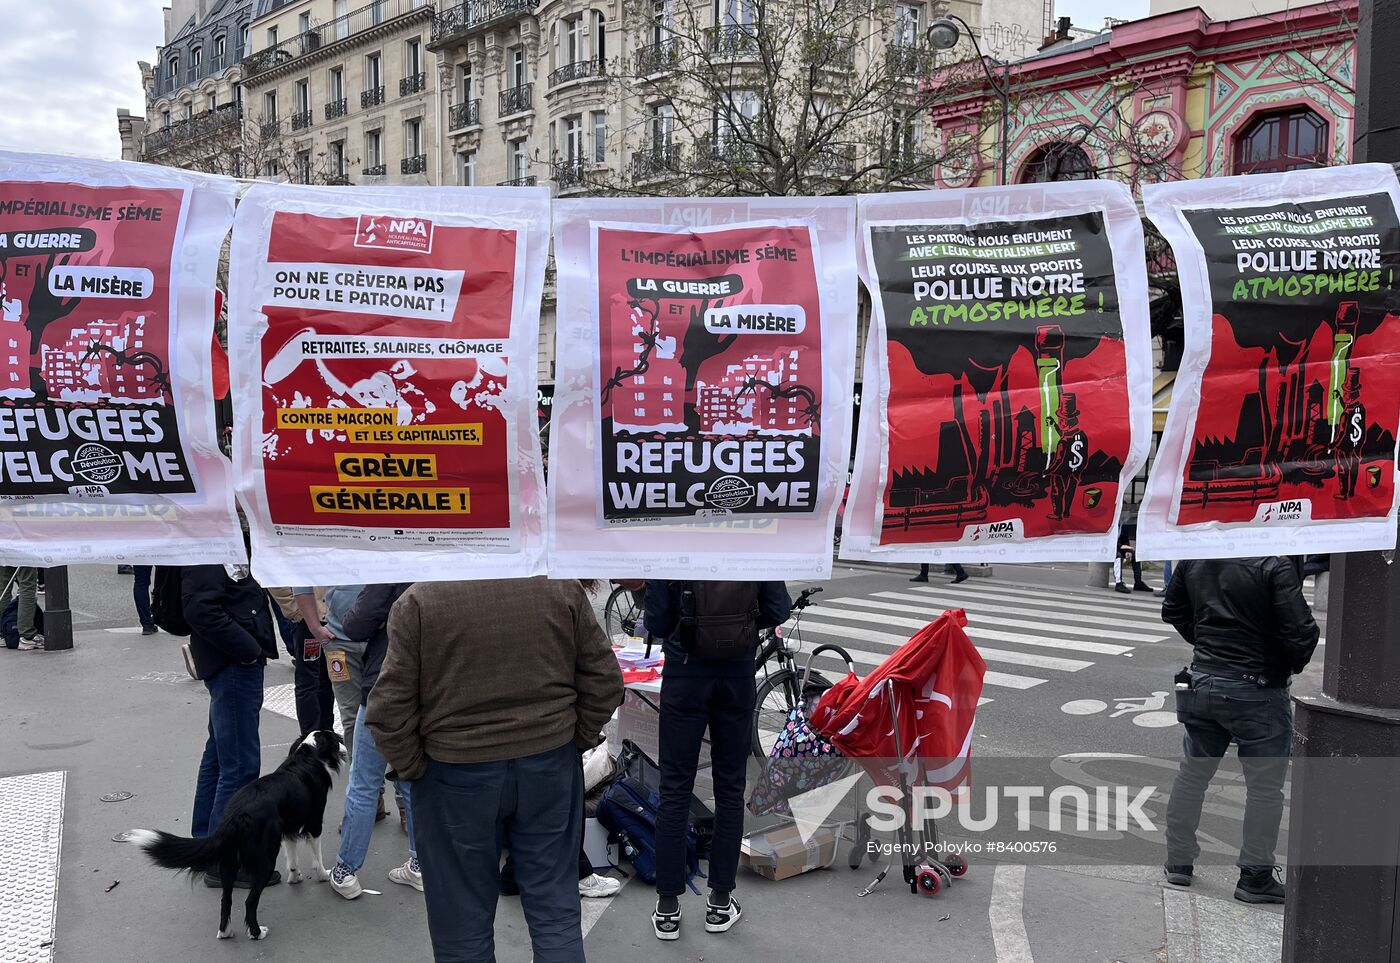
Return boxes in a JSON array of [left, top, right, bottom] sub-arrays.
[[128, 827, 234, 875]]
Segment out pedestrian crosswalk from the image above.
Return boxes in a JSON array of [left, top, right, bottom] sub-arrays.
[[784, 578, 1173, 707]]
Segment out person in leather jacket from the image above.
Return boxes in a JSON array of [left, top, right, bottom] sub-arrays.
[[1160, 556, 1319, 905]]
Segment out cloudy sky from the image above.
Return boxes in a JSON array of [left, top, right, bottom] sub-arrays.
[[0, 0, 1150, 161]]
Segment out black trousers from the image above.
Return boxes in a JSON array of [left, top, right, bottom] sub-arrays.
[[291, 620, 335, 736], [655, 672, 754, 898]]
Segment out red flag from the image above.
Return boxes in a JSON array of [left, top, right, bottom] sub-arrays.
[[211, 288, 229, 400], [810, 609, 985, 789]]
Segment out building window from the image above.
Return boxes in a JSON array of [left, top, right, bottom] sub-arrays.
[[263, 90, 277, 119], [263, 159, 279, 178], [1020, 142, 1096, 182], [190, 46, 202, 78], [459, 151, 476, 185], [240, 23, 250, 57], [184, 102, 194, 121], [593, 10, 606, 62], [458, 62, 473, 101], [1234, 107, 1329, 175], [367, 53, 383, 89], [334, 0, 349, 38], [895, 3, 922, 47], [563, 115, 584, 165], [365, 129, 382, 167], [207, 93, 218, 111], [168, 54, 179, 79], [406, 117, 423, 156], [295, 79, 310, 113], [510, 46, 526, 88], [722, 0, 757, 26], [406, 38, 422, 75], [214, 34, 226, 63], [267, 25, 278, 47], [650, 0, 671, 44], [298, 11, 312, 33], [510, 138, 529, 180], [330, 140, 346, 177], [161, 109, 171, 128], [296, 150, 312, 184], [563, 15, 584, 66], [592, 110, 607, 164], [892, 108, 920, 160]]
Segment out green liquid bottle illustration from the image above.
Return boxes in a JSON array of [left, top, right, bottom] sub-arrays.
[[1035, 324, 1065, 454], [1327, 302, 1359, 438]]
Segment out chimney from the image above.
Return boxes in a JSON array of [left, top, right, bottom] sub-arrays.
[[1057, 16, 1072, 40]]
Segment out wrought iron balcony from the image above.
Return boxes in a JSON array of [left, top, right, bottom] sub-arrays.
[[497, 174, 538, 186], [325, 97, 348, 119], [400, 71, 426, 95], [242, 0, 427, 78], [448, 98, 481, 129], [431, 0, 539, 45], [634, 39, 681, 76], [809, 141, 856, 175], [327, 174, 352, 185], [547, 60, 603, 87], [631, 141, 679, 179], [709, 23, 760, 57], [142, 103, 243, 154], [290, 108, 314, 131], [362, 85, 386, 108], [696, 134, 763, 168], [499, 82, 532, 116], [887, 42, 936, 77], [259, 115, 281, 138], [803, 30, 854, 68], [401, 153, 428, 174], [552, 160, 589, 189], [363, 163, 387, 176]]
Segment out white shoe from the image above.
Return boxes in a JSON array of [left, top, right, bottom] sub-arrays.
[[388, 859, 423, 892], [17, 634, 44, 651], [329, 864, 363, 900], [578, 873, 621, 898]]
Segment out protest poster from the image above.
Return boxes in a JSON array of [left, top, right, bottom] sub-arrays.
[[549, 198, 857, 580], [842, 182, 1154, 563], [0, 150, 241, 565], [229, 184, 549, 585], [1139, 164, 1400, 558]]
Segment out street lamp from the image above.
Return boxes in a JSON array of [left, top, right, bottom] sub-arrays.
[[926, 15, 1011, 186]]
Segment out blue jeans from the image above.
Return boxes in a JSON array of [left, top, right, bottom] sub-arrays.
[[192, 662, 265, 837], [337, 705, 416, 872], [411, 743, 584, 963], [1166, 672, 1292, 869], [132, 566, 153, 629]]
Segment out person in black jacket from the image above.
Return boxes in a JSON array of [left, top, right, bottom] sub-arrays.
[[1160, 556, 1319, 904], [327, 583, 418, 900], [182, 563, 280, 888]]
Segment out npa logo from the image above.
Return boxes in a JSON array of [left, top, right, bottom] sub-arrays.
[[354, 214, 435, 253], [965, 519, 1020, 542], [1256, 499, 1310, 524]]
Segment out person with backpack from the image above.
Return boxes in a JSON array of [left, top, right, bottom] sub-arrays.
[[638, 579, 792, 941], [179, 562, 282, 888]]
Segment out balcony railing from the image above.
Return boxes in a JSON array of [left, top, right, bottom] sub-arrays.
[[401, 153, 428, 174], [327, 173, 352, 185], [259, 115, 281, 138], [290, 108, 314, 131], [710, 23, 760, 57], [242, 0, 428, 78], [696, 134, 763, 168], [142, 103, 243, 154], [431, 0, 538, 45], [362, 85, 386, 108], [803, 30, 854, 68], [553, 159, 589, 189], [497, 174, 538, 186], [809, 141, 856, 175], [400, 71, 426, 95], [499, 82, 533, 116], [363, 163, 387, 176], [151, 47, 236, 98], [547, 60, 603, 88], [631, 141, 679, 180], [448, 98, 481, 129], [634, 38, 681, 76], [325, 97, 348, 119], [887, 42, 936, 76]]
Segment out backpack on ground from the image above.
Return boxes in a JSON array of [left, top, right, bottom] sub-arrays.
[[677, 581, 762, 661], [2, 598, 43, 649], [596, 740, 703, 892], [151, 566, 192, 637]]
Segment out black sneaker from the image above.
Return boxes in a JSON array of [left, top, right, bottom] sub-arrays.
[[704, 896, 742, 934], [205, 869, 282, 889], [1133, 582, 1155, 593], [1234, 866, 1285, 904], [1114, 582, 1132, 594], [652, 901, 681, 941], [1164, 864, 1193, 887], [141, 625, 158, 636], [909, 575, 929, 583]]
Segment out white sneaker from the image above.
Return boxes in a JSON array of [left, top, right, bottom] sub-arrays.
[[329, 863, 363, 900], [578, 873, 621, 898], [17, 635, 44, 651], [388, 859, 423, 892]]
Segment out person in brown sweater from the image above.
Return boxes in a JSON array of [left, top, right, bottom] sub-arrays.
[[367, 577, 623, 963]]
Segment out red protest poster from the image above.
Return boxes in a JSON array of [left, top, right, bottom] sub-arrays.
[[594, 222, 824, 520], [256, 210, 516, 532]]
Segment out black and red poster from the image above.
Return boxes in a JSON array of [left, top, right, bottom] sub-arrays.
[[843, 184, 1153, 562], [1141, 167, 1400, 558], [594, 223, 824, 521]]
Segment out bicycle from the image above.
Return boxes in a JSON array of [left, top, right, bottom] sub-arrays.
[[751, 586, 830, 757], [603, 581, 645, 642]]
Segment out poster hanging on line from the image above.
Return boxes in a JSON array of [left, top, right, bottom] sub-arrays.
[[229, 183, 549, 586], [0, 149, 241, 565], [841, 182, 1154, 563], [1139, 164, 1400, 559], [549, 198, 857, 580]]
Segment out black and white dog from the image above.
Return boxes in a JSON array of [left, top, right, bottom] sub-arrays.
[[130, 730, 344, 940]]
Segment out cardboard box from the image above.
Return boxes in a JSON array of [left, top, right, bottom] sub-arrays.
[[583, 817, 619, 873], [741, 823, 839, 881]]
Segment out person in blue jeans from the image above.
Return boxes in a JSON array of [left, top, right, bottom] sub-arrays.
[[327, 583, 418, 898], [181, 562, 281, 889], [131, 565, 157, 635], [1161, 556, 1318, 904]]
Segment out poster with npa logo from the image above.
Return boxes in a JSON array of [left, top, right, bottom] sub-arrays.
[[230, 183, 549, 585], [1139, 165, 1400, 558], [841, 183, 1154, 563], [549, 198, 857, 580], [0, 150, 242, 566]]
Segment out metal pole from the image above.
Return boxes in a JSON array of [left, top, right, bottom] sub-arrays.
[[998, 84, 1009, 186], [1283, 2, 1400, 958], [42, 566, 73, 651]]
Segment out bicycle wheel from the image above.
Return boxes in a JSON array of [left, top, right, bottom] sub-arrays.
[[752, 668, 832, 758], [603, 586, 641, 642]]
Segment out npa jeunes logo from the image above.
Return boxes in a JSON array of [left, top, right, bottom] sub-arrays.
[[964, 519, 1021, 543], [1255, 499, 1310, 524], [354, 214, 434, 254]]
